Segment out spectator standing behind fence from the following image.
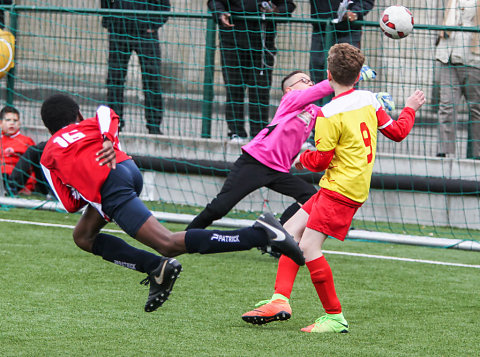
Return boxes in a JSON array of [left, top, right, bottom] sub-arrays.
[[436, 0, 480, 159], [309, 0, 374, 84], [101, 0, 170, 135], [0, 106, 37, 194], [207, 0, 296, 143], [0, 1, 12, 29]]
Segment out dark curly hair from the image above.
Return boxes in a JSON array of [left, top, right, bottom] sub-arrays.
[[41, 94, 80, 134]]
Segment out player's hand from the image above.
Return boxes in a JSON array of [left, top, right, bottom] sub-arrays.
[[359, 65, 376, 81], [343, 10, 358, 22], [219, 12, 234, 27], [294, 155, 304, 170], [96, 139, 116, 169], [405, 90, 426, 112], [376, 92, 395, 111], [260, 1, 278, 13]]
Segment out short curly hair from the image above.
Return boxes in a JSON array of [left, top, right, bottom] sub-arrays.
[[327, 43, 365, 86], [41, 94, 80, 134]]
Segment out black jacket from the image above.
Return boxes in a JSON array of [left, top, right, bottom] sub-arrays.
[[207, 0, 296, 29], [310, 0, 374, 31], [101, 0, 171, 33], [0, 0, 12, 29]]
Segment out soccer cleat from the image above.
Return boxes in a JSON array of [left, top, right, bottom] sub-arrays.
[[254, 213, 305, 266], [300, 313, 349, 333], [140, 258, 182, 312], [242, 298, 292, 325]]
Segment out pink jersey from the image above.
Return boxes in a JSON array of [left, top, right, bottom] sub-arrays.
[[242, 79, 333, 173], [40, 106, 130, 213]]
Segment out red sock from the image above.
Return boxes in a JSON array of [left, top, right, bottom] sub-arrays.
[[307, 256, 342, 314], [273, 255, 300, 299]]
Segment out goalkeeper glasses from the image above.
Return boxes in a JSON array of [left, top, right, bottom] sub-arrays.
[[291, 77, 315, 87]]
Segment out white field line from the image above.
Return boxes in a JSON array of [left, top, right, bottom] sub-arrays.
[[0, 218, 127, 234], [323, 250, 480, 269], [1, 218, 479, 269]]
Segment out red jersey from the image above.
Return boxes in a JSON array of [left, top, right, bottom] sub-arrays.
[[40, 106, 130, 213], [1, 130, 35, 175], [1, 130, 37, 192]]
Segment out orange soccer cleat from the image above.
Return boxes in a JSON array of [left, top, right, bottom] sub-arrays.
[[242, 298, 292, 325]]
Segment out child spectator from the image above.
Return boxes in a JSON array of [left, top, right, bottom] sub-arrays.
[[0, 105, 37, 194]]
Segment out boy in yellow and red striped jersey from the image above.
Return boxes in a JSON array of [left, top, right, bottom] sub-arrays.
[[242, 43, 426, 333]]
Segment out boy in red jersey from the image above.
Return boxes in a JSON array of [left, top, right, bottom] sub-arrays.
[[0, 106, 37, 194], [242, 43, 426, 333], [39, 94, 304, 313]]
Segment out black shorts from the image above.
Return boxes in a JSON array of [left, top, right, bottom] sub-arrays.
[[100, 159, 152, 237]]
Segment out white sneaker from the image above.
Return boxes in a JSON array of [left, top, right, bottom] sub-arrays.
[[229, 134, 247, 144], [301, 141, 315, 151]]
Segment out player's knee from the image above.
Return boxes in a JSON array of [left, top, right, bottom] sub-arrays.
[[72, 229, 95, 252]]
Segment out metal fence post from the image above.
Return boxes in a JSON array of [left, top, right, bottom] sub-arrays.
[[6, 5, 17, 106], [201, 17, 217, 139]]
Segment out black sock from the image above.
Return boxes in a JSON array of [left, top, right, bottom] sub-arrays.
[[184, 227, 268, 254], [279, 203, 301, 225], [91, 233, 161, 274]]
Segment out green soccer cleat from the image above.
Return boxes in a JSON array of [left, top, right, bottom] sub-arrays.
[[301, 313, 349, 333]]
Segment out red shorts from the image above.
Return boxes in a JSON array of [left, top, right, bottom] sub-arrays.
[[302, 188, 363, 241]]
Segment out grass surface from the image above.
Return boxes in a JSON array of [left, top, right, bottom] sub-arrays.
[[0, 208, 479, 356]]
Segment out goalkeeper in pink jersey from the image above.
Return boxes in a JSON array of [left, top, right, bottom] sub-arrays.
[[187, 64, 380, 232], [242, 43, 426, 333]]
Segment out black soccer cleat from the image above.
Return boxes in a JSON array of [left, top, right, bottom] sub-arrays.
[[254, 213, 305, 266], [140, 258, 182, 312]]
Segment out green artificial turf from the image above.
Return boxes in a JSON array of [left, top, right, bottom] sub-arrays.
[[0, 208, 479, 356]]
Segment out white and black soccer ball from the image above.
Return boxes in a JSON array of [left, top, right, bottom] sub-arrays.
[[379, 5, 414, 39]]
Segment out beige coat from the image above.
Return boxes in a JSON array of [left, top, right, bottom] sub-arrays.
[[436, 0, 480, 67]]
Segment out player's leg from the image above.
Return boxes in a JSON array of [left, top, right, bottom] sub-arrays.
[[72, 204, 179, 312], [73, 204, 180, 312], [136, 212, 304, 266], [299, 190, 361, 333], [242, 208, 309, 325], [186, 154, 271, 230], [266, 172, 317, 225], [299, 228, 348, 333], [98, 160, 182, 311]]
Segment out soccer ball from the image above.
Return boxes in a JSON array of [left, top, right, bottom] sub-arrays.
[[379, 6, 414, 39]]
